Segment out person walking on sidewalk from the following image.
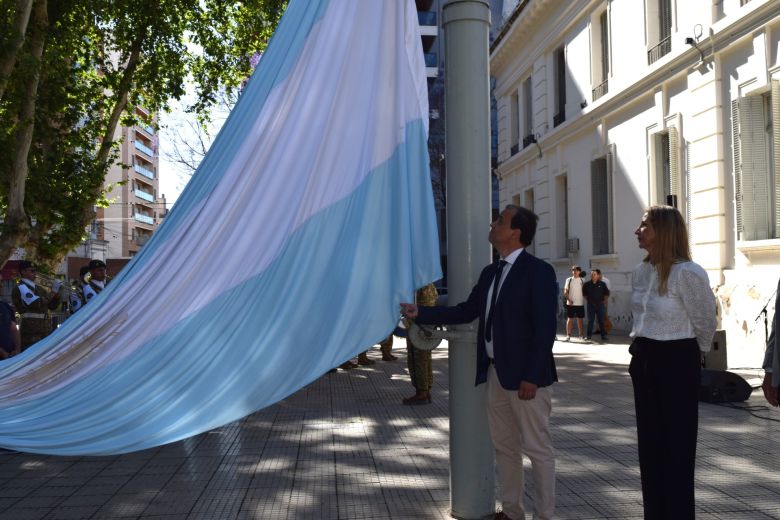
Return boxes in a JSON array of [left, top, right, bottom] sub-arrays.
[[563, 266, 585, 340], [583, 269, 609, 342], [401, 205, 557, 520], [761, 277, 779, 407], [629, 205, 716, 520]]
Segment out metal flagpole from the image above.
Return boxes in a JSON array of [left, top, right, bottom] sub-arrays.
[[441, 1, 494, 518]]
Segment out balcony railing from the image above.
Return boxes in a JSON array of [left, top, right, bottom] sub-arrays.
[[138, 124, 155, 135], [417, 11, 436, 26], [134, 213, 154, 225], [647, 36, 671, 65], [134, 189, 155, 202], [134, 140, 154, 157], [592, 79, 609, 101], [553, 111, 565, 128], [134, 164, 155, 179], [134, 235, 150, 247], [424, 52, 437, 68], [510, 143, 519, 156]]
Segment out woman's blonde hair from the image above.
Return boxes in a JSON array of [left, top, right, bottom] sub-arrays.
[[643, 205, 691, 295]]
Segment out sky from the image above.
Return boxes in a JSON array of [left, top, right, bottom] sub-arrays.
[[157, 87, 232, 207]]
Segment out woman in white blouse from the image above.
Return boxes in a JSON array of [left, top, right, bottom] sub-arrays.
[[629, 205, 716, 520]]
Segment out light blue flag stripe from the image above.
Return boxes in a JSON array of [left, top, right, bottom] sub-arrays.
[[0, 0, 440, 455]]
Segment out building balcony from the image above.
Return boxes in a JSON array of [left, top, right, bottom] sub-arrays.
[[134, 163, 155, 179], [134, 213, 154, 225], [134, 189, 155, 202], [417, 11, 436, 26], [137, 123, 155, 136], [134, 235, 150, 247], [647, 36, 671, 65], [134, 140, 154, 157], [592, 79, 608, 101]]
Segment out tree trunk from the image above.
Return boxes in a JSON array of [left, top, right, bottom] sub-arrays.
[[0, 0, 47, 268], [0, 0, 34, 102]]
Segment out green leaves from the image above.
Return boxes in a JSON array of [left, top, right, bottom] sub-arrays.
[[0, 0, 285, 266]]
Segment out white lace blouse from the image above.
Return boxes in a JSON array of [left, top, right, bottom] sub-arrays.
[[630, 261, 717, 352]]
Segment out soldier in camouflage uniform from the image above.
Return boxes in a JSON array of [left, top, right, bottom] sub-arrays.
[[378, 334, 396, 361], [402, 283, 439, 405], [11, 261, 60, 350]]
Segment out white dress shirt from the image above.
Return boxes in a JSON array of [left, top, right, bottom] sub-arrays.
[[484, 248, 523, 359], [630, 260, 716, 352]]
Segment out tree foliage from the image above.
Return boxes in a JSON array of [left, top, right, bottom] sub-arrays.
[[0, 0, 286, 267]]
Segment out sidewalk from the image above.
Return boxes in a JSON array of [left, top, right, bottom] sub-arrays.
[[0, 336, 778, 519]]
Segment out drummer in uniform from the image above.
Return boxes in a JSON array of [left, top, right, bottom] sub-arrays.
[[82, 259, 110, 305], [11, 260, 61, 350]]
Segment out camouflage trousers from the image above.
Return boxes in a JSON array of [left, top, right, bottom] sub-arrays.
[[20, 317, 53, 350], [379, 334, 393, 356], [406, 338, 432, 391]]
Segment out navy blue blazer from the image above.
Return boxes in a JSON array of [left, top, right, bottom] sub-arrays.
[[417, 250, 558, 390]]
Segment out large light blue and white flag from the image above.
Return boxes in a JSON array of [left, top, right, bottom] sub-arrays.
[[0, 0, 441, 455]]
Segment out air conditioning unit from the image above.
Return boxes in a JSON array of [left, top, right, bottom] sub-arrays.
[[566, 238, 579, 254]]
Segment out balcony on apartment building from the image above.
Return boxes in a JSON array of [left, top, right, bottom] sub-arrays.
[[424, 51, 438, 78], [134, 234, 151, 247], [136, 123, 155, 137], [134, 188, 155, 203], [134, 139, 154, 158], [134, 163, 155, 180], [134, 212, 154, 225]]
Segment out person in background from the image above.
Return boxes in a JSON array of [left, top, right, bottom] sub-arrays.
[[12, 261, 60, 350], [629, 205, 716, 519], [0, 300, 21, 360], [82, 259, 109, 305], [563, 266, 585, 341], [402, 283, 438, 405], [582, 269, 609, 342]]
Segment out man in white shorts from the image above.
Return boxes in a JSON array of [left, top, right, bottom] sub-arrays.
[[563, 265, 585, 340]]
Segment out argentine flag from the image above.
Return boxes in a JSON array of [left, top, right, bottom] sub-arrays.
[[0, 0, 441, 455]]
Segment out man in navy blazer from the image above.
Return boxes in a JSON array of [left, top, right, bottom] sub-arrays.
[[402, 205, 557, 520]]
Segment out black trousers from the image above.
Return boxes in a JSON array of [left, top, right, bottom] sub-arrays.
[[629, 337, 700, 520]]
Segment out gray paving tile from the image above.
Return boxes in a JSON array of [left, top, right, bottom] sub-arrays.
[[0, 339, 778, 519]]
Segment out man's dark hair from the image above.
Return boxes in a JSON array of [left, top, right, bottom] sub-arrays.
[[592, 268, 602, 275], [507, 205, 538, 246]]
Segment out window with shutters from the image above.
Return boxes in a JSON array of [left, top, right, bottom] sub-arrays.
[[732, 83, 780, 241], [647, 0, 673, 65], [522, 76, 534, 146], [509, 90, 520, 155], [591, 148, 615, 254], [524, 188, 535, 255], [591, 8, 610, 101], [553, 46, 566, 127], [555, 174, 569, 257], [651, 127, 684, 212]]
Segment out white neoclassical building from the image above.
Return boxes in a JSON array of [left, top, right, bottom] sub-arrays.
[[490, 0, 780, 366]]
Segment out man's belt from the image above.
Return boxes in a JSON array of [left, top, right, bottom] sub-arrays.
[[21, 313, 46, 319]]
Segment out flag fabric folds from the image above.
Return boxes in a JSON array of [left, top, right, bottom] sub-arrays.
[[0, 0, 441, 455]]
